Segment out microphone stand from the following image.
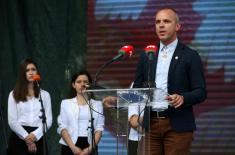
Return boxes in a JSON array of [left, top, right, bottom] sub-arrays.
[[142, 56, 155, 130], [0, 102, 8, 149], [93, 46, 132, 86], [92, 49, 131, 153], [89, 102, 97, 155], [84, 93, 98, 155], [146, 53, 156, 88], [146, 58, 155, 92], [0, 79, 8, 149], [92, 58, 119, 154], [35, 81, 49, 155], [93, 59, 114, 87]]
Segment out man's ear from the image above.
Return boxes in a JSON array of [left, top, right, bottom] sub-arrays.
[[176, 23, 181, 32]]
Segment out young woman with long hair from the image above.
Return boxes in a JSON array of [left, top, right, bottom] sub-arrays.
[[57, 70, 104, 155], [7, 58, 52, 155]]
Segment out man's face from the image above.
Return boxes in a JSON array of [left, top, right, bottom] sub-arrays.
[[155, 9, 181, 45]]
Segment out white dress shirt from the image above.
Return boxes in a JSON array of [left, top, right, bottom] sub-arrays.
[[152, 39, 178, 111], [8, 90, 53, 141], [57, 97, 104, 146]]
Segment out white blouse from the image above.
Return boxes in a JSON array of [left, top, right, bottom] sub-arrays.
[[128, 103, 145, 141], [57, 97, 104, 146], [8, 90, 53, 141], [77, 105, 89, 136]]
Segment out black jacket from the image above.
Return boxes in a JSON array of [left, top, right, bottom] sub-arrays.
[[133, 41, 207, 132]]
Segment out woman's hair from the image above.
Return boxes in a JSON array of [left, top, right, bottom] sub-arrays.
[[13, 58, 40, 102], [69, 70, 93, 98]]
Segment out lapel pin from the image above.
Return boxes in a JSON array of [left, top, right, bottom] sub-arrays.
[[175, 56, 179, 60]]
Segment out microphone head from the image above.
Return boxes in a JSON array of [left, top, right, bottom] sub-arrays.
[[118, 45, 134, 57], [144, 45, 158, 54], [33, 74, 41, 81], [85, 84, 90, 88]]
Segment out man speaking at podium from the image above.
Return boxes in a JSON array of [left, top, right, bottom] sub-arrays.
[[131, 8, 207, 155]]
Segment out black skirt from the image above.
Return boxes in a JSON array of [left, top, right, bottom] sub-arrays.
[[128, 140, 138, 155], [7, 126, 44, 155], [61, 137, 98, 155]]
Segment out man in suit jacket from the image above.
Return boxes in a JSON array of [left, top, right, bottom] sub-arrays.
[[129, 8, 207, 155]]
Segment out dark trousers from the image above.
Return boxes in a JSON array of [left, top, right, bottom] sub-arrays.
[[128, 140, 138, 155], [7, 126, 44, 155], [61, 137, 98, 155], [144, 118, 194, 155]]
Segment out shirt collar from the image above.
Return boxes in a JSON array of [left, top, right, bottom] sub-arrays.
[[159, 38, 178, 52]]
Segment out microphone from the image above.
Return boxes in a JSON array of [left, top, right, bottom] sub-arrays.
[[33, 74, 41, 81], [33, 74, 41, 88], [144, 45, 158, 61], [85, 84, 90, 88], [85, 84, 105, 90], [93, 45, 134, 87], [111, 45, 134, 62]]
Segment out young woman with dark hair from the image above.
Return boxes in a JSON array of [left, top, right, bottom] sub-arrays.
[[57, 70, 104, 155], [7, 58, 52, 155]]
